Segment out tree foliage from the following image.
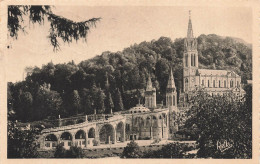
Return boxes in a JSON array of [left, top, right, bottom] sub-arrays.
[[8, 35, 252, 122], [54, 144, 84, 158], [8, 5, 101, 51], [185, 86, 252, 158], [121, 140, 142, 158], [8, 120, 39, 158]]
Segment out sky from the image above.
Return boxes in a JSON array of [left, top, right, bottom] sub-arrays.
[[6, 6, 252, 82]]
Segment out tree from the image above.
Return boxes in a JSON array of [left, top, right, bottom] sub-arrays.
[[66, 146, 85, 158], [71, 90, 81, 115], [8, 5, 100, 51], [8, 121, 39, 158], [114, 88, 124, 112], [54, 145, 84, 158], [34, 84, 63, 120], [121, 141, 142, 158], [94, 88, 105, 114], [142, 142, 190, 158], [104, 91, 114, 114], [185, 90, 252, 158], [19, 91, 33, 122]]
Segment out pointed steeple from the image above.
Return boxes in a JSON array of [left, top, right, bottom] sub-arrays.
[[146, 73, 154, 91], [167, 68, 176, 89], [187, 10, 194, 39]]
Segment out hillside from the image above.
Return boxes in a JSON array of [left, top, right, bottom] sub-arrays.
[[8, 34, 252, 122]]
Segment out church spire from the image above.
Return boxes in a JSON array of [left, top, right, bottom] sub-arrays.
[[167, 67, 176, 89], [146, 73, 154, 91], [187, 10, 194, 39]]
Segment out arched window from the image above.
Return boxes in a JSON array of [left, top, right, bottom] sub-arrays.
[[224, 80, 226, 88], [185, 78, 188, 91], [173, 96, 175, 106], [219, 80, 221, 88], [191, 54, 194, 66], [213, 80, 215, 88], [202, 80, 204, 86], [208, 80, 210, 87], [185, 55, 188, 67], [237, 81, 239, 87], [194, 54, 196, 66], [230, 80, 233, 87]]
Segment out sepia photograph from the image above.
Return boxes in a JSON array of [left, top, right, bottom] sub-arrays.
[[3, 3, 256, 161]]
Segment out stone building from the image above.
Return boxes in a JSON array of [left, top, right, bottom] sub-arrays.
[[37, 12, 246, 150], [179, 12, 245, 106], [38, 68, 178, 150]]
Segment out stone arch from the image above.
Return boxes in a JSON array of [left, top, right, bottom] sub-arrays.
[[45, 134, 58, 141], [230, 80, 234, 88], [99, 124, 115, 144], [60, 132, 72, 140], [75, 130, 86, 147], [185, 78, 188, 91], [60, 132, 73, 148], [75, 130, 86, 139], [136, 117, 144, 127], [116, 121, 124, 142], [152, 115, 158, 127], [146, 116, 151, 127], [44, 134, 58, 148], [88, 127, 95, 138], [162, 113, 167, 126]]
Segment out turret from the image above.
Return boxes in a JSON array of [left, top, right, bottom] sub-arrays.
[[166, 68, 177, 107], [145, 74, 156, 108]]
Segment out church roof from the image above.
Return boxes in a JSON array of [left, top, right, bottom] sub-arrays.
[[128, 105, 150, 113], [197, 69, 240, 77], [146, 74, 156, 91]]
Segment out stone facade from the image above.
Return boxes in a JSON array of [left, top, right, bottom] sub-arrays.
[[179, 13, 245, 106], [37, 12, 246, 150], [38, 67, 179, 150]]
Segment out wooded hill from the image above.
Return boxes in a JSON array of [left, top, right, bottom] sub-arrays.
[[8, 34, 252, 122]]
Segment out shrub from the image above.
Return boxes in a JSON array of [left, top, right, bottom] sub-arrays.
[[66, 146, 84, 158], [54, 144, 67, 158], [54, 144, 85, 158], [121, 140, 142, 158], [142, 142, 189, 158]]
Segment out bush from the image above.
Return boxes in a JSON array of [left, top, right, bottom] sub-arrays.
[[93, 139, 100, 146], [54, 144, 67, 158], [121, 140, 142, 158], [66, 146, 84, 158], [54, 144, 84, 158], [142, 142, 189, 158]]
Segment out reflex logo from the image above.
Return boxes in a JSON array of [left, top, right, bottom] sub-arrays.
[[216, 140, 233, 152]]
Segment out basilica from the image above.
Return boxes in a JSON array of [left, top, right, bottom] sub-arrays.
[[37, 13, 245, 150]]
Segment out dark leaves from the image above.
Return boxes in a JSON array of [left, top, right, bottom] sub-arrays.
[[8, 5, 101, 51]]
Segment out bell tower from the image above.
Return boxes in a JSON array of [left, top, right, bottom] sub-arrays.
[[183, 11, 198, 92]]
